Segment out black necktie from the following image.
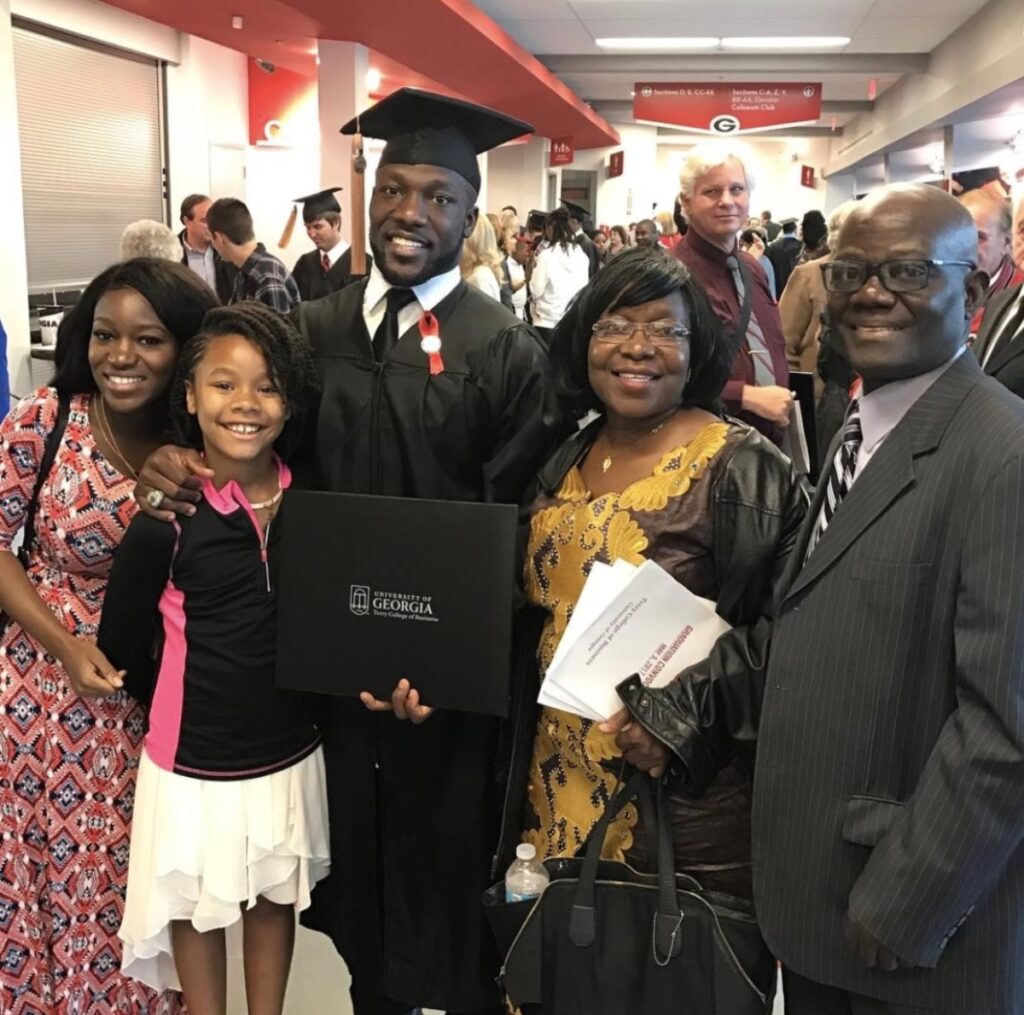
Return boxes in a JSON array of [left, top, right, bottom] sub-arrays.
[[372, 287, 417, 361]]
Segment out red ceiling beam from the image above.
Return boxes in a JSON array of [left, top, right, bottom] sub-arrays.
[[98, 0, 619, 149]]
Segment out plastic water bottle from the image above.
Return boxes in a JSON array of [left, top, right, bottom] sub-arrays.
[[505, 843, 550, 902]]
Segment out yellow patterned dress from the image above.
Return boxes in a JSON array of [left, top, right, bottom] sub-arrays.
[[522, 420, 755, 897]]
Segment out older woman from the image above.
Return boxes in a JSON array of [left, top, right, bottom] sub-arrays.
[[0, 259, 217, 1013], [505, 247, 805, 901], [119, 220, 183, 262], [673, 143, 792, 445]]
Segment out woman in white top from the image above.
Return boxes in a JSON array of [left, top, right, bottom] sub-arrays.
[[529, 208, 590, 340], [460, 214, 504, 302]]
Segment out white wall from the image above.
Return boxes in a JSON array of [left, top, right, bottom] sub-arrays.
[[1, 0, 31, 397], [487, 138, 552, 219], [165, 35, 248, 220]]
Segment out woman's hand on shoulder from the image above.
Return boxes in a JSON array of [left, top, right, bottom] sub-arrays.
[[360, 679, 435, 724], [62, 642, 125, 697], [599, 708, 670, 778], [136, 446, 214, 521]]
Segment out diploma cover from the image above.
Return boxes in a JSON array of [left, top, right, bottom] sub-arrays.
[[274, 490, 517, 716]]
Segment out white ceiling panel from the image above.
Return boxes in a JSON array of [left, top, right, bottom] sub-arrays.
[[473, 0, 577, 18], [865, 0, 987, 15], [569, 0, 875, 17], [492, 20, 597, 51], [582, 18, 867, 39]]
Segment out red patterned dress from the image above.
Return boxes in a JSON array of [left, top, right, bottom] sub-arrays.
[[0, 388, 183, 1014]]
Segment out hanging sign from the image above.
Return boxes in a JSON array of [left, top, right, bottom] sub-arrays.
[[633, 82, 822, 134], [550, 136, 575, 167], [608, 150, 625, 178], [800, 165, 816, 189]]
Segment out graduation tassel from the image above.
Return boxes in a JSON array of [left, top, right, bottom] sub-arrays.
[[350, 120, 368, 277], [279, 204, 298, 249]]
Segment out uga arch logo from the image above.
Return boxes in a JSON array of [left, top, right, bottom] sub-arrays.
[[349, 585, 370, 616]]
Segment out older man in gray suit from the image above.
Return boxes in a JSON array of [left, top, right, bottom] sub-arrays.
[[609, 183, 1024, 1014]]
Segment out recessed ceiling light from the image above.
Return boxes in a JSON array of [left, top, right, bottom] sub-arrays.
[[596, 37, 720, 50], [722, 36, 850, 49], [366, 68, 382, 92]]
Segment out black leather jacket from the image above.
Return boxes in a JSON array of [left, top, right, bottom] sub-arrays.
[[493, 416, 808, 875]]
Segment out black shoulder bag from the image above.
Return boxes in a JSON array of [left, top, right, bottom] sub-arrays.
[[482, 772, 775, 1014], [727, 255, 754, 362], [0, 391, 72, 635]]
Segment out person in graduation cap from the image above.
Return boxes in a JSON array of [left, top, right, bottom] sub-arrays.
[[290, 187, 372, 301], [132, 87, 565, 1015], [563, 200, 600, 278]]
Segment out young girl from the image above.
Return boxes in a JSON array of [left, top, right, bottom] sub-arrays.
[[97, 302, 327, 1015]]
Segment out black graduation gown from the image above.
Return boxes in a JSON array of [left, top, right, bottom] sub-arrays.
[[292, 279, 565, 1010], [291, 246, 372, 302], [573, 232, 601, 277]]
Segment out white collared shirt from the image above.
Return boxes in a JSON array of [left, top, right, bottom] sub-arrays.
[[183, 238, 217, 291], [853, 346, 966, 481], [322, 239, 350, 269], [362, 263, 462, 342]]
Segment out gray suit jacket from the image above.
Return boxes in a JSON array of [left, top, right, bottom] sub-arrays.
[[754, 352, 1024, 1007]]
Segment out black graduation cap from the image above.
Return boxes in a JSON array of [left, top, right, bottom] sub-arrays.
[[561, 200, 591, 224], [526, 209, 548, 231], [294, 187, 342, 224], [339, 88, 533, 193], [780, 216, 798, 227]]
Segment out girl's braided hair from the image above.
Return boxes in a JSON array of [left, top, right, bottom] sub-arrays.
[[170, 301, 320, 461]]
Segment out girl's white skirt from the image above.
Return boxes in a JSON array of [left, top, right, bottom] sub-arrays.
[[120, 744, 330, 992]]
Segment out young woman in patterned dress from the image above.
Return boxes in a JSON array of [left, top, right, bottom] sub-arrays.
[[0, 258, 217, 1013]]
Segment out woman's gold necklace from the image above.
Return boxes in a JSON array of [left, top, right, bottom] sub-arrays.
[[599, 418, 669, 474], [94, 397, 139, 481]]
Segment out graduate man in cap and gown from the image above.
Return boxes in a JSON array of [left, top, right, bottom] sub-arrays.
[[134, 88, 564, 1015], [289, 187, 372, 301]]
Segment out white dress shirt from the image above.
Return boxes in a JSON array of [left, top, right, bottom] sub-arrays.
[[853, 346, 965, 482], [323, 239, 350, 269], [465, 264, 502, 302], [183, 239, 217, 291], [362, 263, 462, 343]]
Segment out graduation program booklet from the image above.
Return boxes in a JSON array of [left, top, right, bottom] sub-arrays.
[[539, 559, 732, 722]]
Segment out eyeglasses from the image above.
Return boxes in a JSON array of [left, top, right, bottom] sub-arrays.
[[821, 258, 976, 294], [591, 319, 691, 348]]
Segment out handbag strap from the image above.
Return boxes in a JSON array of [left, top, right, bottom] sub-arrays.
[[569, 772, 685, 959], [569, 771, 646, 946], [18, 390, 71, 565], [651, 778, 685, 965]]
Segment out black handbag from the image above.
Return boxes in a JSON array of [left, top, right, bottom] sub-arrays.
[[0, 390, 71, 635], [483, 773, 775, 1015]]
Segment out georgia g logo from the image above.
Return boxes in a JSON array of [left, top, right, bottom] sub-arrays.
[[711, 114, 740, 134]]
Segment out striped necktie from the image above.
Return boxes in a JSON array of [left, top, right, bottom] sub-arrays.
[[725, 254, 776, 387], [807, 399, 862, 556], [321, 252, 331, 273]]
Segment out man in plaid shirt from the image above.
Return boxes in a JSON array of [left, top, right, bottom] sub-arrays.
[[207, 198, 300, 313]]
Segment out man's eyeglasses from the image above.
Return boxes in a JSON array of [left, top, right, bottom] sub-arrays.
[[591, 319, 691, 348], [821, 258, 976, 294]]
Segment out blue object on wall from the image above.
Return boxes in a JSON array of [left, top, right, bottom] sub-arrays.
[[0, 317, 9, 417]]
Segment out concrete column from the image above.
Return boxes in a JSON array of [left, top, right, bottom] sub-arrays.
[[0, 0, 31, 397], [317, 41, 369, 246]]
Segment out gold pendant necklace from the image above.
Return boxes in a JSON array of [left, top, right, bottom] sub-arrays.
[[600, 418, 669, 473], [94, 398, 139, 481]]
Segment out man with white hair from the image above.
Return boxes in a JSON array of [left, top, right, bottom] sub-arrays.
[[959, 187, 1022, 339], [673, 144, 792, 444], [973, 184, 1024, 399]]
